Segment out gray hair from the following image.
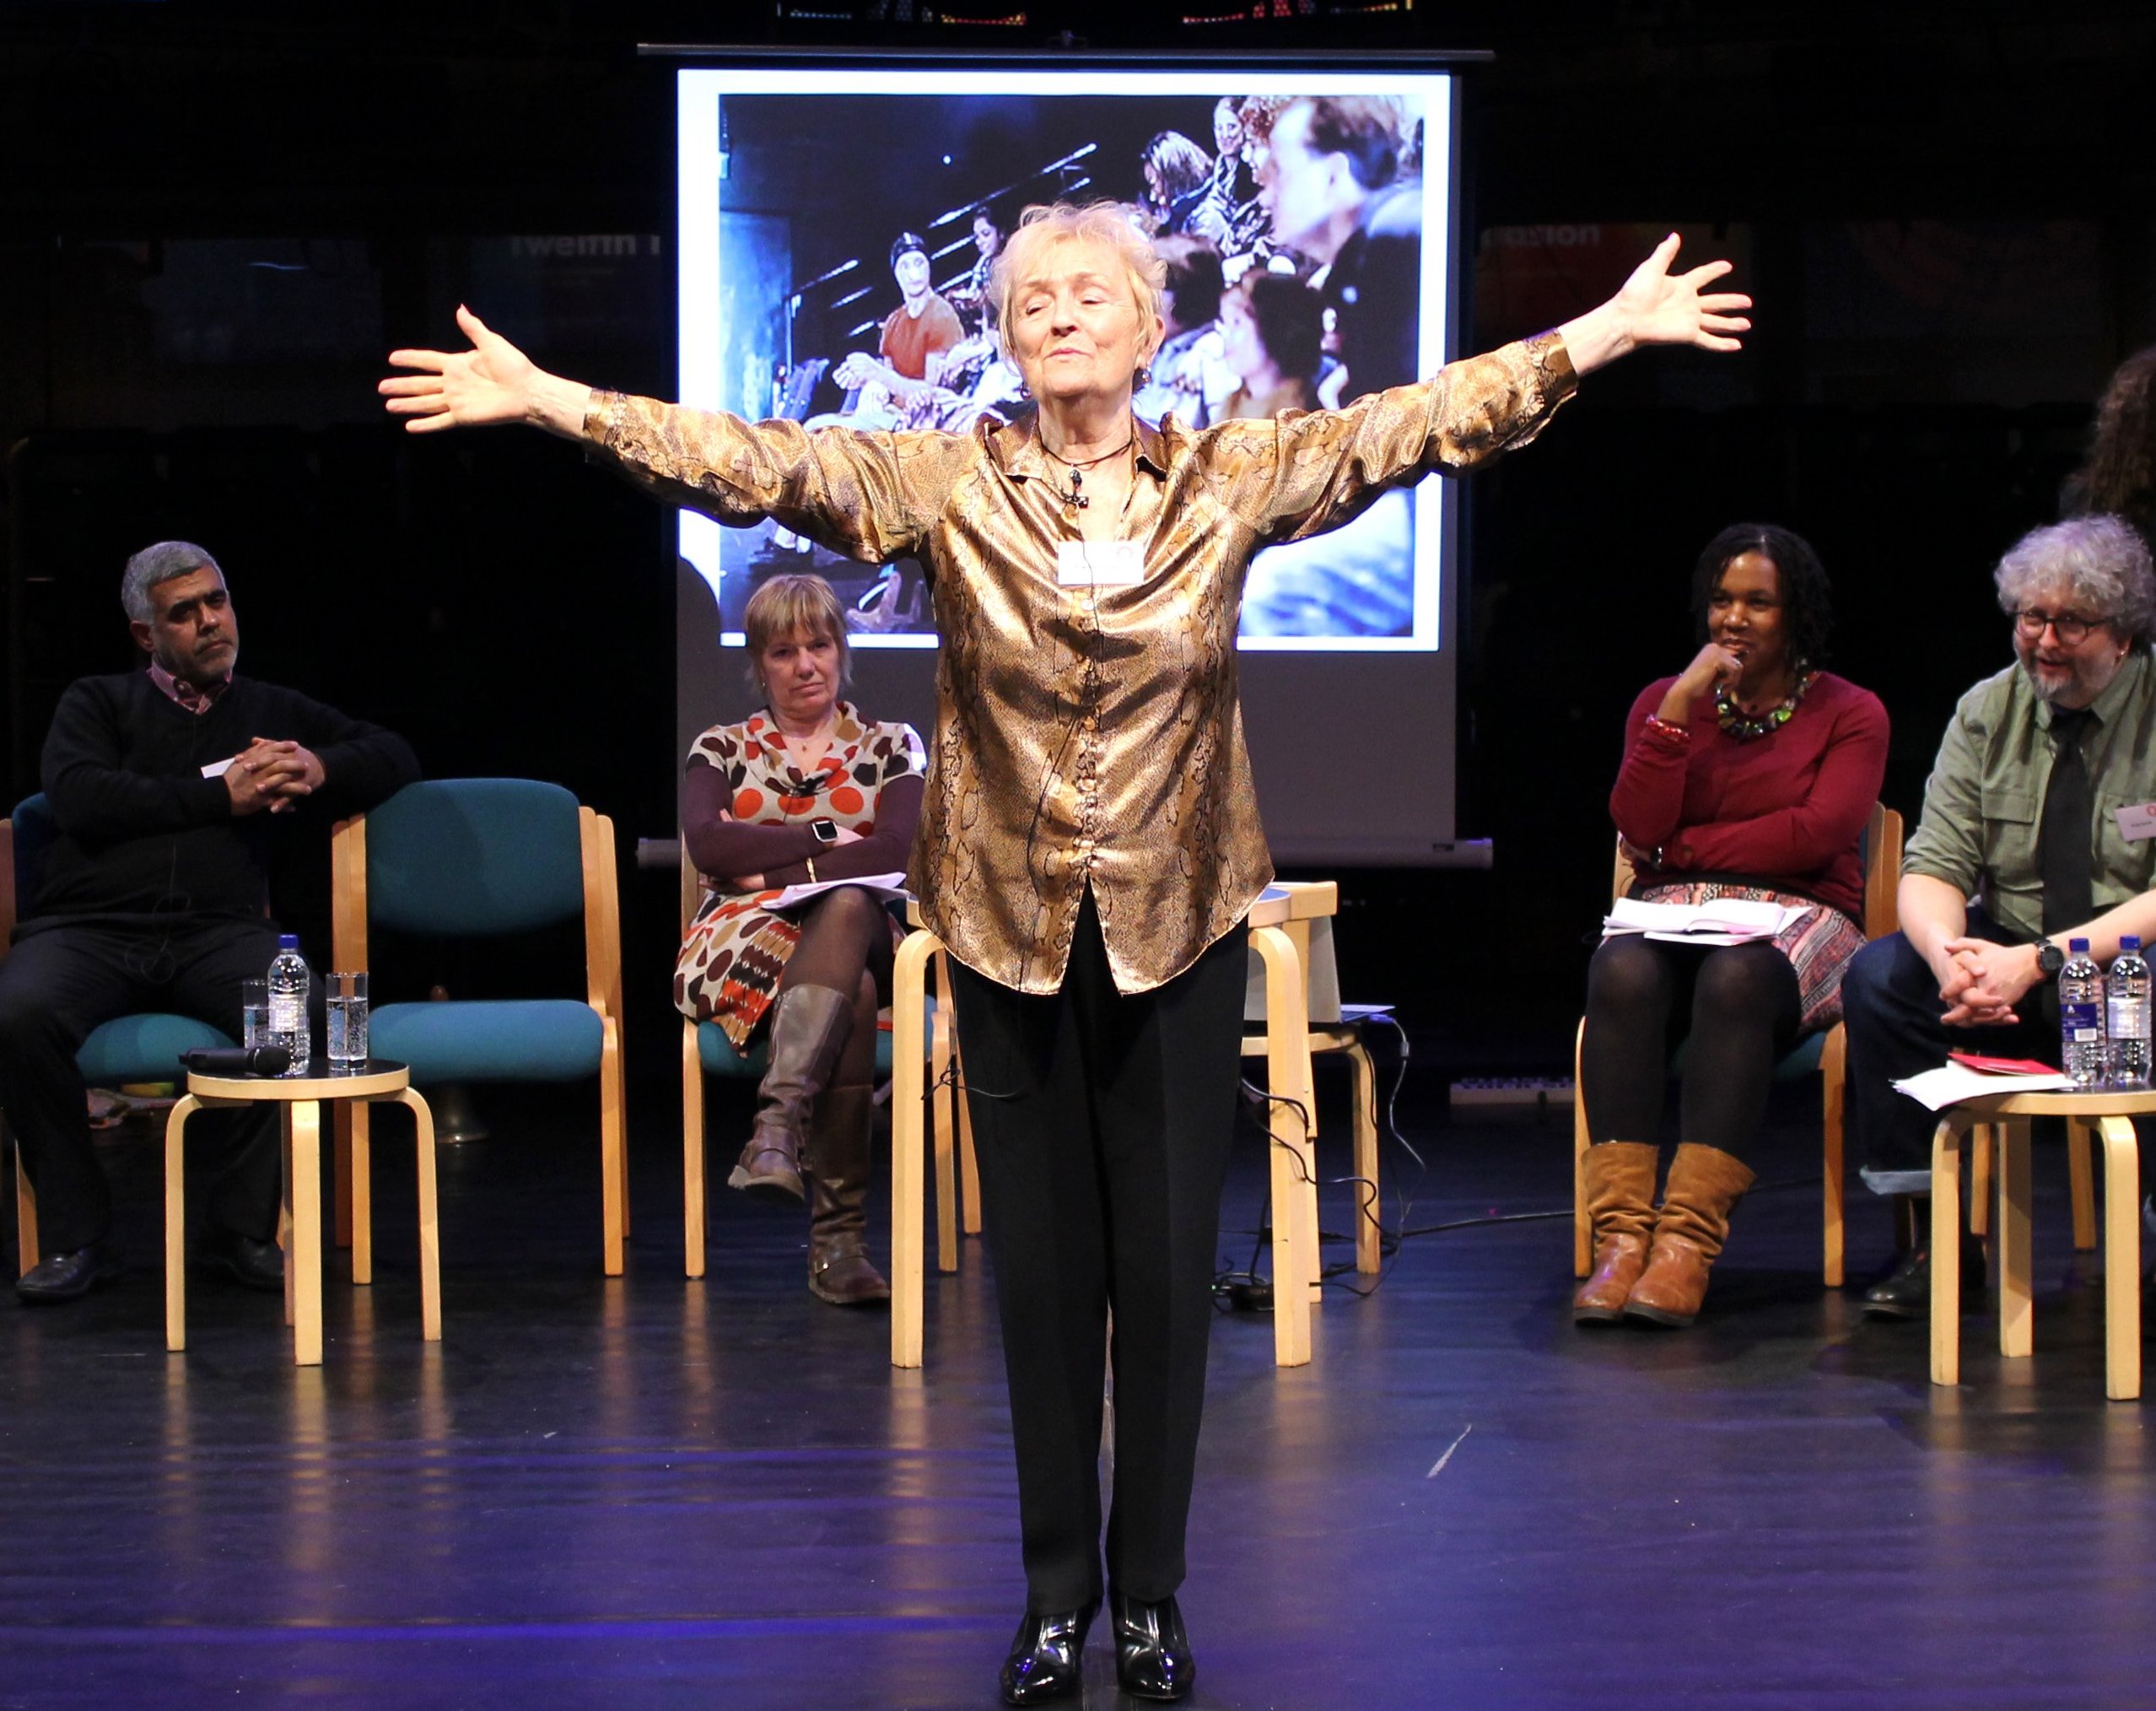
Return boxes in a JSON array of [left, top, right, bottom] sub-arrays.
[[991, 201, 1167, 368], [1993, 515, 2156, 649], [121, 541, 221, 623]]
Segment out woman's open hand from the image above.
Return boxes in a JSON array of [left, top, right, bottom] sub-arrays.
[[380, 306, 592, 438], [1558, 235, 1753, 375]]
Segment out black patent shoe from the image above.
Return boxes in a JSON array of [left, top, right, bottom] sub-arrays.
[[1110, 1590, 1196, 1703], [999, 1601, 1097, 1705], [198, 1228, 285, 1293], [1862, 1237, 1985, 1320], [15, 1241, 122, 1305]]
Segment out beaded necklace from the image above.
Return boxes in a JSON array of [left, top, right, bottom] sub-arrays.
[[1715, 669, 1814, 742]]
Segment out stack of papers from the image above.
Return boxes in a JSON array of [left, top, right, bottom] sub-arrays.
[[1890, 1054, 2068, 1111], [1601, 896, 1812, 947], [764, 872, 912, 911]]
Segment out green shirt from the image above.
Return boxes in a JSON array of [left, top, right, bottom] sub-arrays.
[[1903, 650, 2156, 940]]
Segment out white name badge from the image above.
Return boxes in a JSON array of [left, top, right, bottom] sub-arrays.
[[2116, 802, 2156, 842], [200, 757, 234, 779], [1056, 540, 1144, 587]]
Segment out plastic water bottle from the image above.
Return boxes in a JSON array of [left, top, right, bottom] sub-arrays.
[[267, 933, 311, 1077], [2106, 935, 2152, 1091], [2060, 937, 2106, 1088]]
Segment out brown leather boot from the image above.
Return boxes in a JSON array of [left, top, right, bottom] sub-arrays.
[[806, 1083, 889, 1306], [1573, 1141, 1659, 1325], [728, 985, 851, 1202], [1625, 1142, 1756, 1328]]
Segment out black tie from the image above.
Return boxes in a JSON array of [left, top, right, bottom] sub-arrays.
[[2040, 707, 2096, 934]]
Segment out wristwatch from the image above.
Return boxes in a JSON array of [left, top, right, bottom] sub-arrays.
[[810, 818, 839, 846], [2035, 937, 2066, 980]]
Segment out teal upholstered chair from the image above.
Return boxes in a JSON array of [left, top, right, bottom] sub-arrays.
[[3, 793, 235, 1273], [676, 843, 957, 1279], [332, 780, 627, 1275]]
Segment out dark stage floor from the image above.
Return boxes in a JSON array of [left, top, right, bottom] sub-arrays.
[[2, 1075, 2152, 1710]]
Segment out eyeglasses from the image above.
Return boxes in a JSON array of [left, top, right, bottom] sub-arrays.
[[2013, 609, 2106, 645]]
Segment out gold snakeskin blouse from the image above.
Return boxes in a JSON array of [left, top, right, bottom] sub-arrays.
[[585, 332, 1576, 995]]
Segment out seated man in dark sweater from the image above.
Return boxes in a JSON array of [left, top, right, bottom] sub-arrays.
[[0, 540, 418, 1303]]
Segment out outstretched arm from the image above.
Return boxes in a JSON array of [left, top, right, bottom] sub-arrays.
[[1557, 234, 1753, 375], [380, 306, 594, 439]]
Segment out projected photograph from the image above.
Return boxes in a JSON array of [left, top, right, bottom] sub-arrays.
[[677, 67, 1454, 650]]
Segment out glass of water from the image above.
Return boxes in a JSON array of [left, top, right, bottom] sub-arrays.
[[326, 971, 369, 1071], [240, 979, 271, 1053]]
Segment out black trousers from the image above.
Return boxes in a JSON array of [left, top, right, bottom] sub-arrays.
[[0, 917, 288, 1255], [946, 893, 1248, 1611], [1841, 908, 2055, 1195]]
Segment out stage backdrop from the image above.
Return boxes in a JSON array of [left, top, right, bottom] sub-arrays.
[[672, 59, 1480, 866]]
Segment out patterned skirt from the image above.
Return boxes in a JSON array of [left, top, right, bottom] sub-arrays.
[[1631, 881, 1868, 1033], [674, 887, 902, 1050]]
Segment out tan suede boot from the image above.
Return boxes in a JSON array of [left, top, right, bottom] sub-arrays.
[[806, 1083, 890, 1306], [728, 985, 851, 1202], [1573, 1142, 1660, 1325], [1624, 1142, 1756, 1327]]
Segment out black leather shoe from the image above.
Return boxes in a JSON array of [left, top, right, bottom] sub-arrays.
[[1110, 1590, 1196, 1703], [999, 1601, 1097, 1705], [1862, 1238, 1985, 1320], [198, 1229, 285, 1293], [15, 1242, 122, 1304]]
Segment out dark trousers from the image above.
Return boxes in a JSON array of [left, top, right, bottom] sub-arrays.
[[0, 917, 288, 1255], [946, 893, 1248, 1611], [1841, 908, 2055, 1195]]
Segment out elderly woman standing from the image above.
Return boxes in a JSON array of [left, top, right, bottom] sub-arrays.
[[677, 572, 924, 1305], [384, 204, 1748, 1706]]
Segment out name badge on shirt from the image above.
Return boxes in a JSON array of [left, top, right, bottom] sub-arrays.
[[2116, 802, 2156, 842], [1056, 540, 1144, 587], [201, 757, 234, 779]]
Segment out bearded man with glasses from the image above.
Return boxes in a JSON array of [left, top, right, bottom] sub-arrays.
[[1841, 514, 2156, 1318]]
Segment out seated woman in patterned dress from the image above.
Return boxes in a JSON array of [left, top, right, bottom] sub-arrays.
[[1576, 523, 1889, 1329], [676, 573, 924, 1305]]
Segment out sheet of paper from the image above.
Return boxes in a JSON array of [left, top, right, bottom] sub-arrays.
[[1891, 1062, 2069, 1112], [1603, 896, 1810, 942], [762, 872, 913, 912]]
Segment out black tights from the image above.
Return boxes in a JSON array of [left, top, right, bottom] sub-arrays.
[[1580, 934, 1802, 1161], [776, 887, 894, 1085]]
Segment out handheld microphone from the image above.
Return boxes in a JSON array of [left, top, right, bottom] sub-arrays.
[[181, 1045, 293, 1077]]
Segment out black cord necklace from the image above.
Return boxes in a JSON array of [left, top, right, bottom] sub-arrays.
[[1041, 432, 1134, 510]]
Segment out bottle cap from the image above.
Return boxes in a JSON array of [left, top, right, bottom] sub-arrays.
[[2070, 938, 2090, 953], [2124, 936, 2143, 953], [278, 933, 299, 950]]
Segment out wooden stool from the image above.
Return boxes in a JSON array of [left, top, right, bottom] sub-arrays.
[[1927, 1088, 2145, 1401], [166, 1060, 440, 1365]]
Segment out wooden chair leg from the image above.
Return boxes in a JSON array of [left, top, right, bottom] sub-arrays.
[[164, 1095, 202, 1352], [288, 1100, 325, 1367], [682, 1022, 706, 1281], [956, 1034, 981, 1237], [2098, 1115, 2142, 1401], [890, 932, 937, 1369], [13, 1143, 40, 1277], [1572, 1018, 1592, 1277], [1930, 1115, 1966, 1388], [333, 1103, 353, 1250], [1996, 1120, 2033, 1359], [393, 1088, 442, 1343], [599, 1017, 626, 1277], [1253, 924, 1312, 1368], [1819, 1023, 1846, 1287], [1970, 1123, 1992, 1239], [1347, 1040, 1381, 1276], [2069, 1115, 2098, 1252], [349, 1100, 374, 1286], [931, 1002, 957, 1275]]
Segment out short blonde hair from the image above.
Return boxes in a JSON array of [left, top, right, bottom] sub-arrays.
[[990, 201, 1167, 368], [742, 573, 850, 694]]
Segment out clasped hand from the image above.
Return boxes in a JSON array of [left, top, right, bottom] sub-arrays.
[[1936, 936, 2040, 1028], [223, 738, 324, 817]]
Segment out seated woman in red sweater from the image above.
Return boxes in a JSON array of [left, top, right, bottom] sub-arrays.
[[1577, 523, 1888, 1329]]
